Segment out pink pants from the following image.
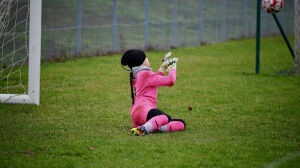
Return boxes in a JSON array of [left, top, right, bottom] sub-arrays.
[[131, 105, 185, 133]]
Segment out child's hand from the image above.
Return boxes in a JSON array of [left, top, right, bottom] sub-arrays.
[[162, 52, 172, 62], [166, 57, 179, 72], [158, 61, 168, 73], [159, 52, 172, 73]]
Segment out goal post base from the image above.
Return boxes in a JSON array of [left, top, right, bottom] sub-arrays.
[[0, 94, 39, 105]]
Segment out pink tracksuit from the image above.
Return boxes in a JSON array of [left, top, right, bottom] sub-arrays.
[[130, 68, 185, 133]]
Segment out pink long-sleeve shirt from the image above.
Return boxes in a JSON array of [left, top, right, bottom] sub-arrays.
[[130, 68, 176, 127]]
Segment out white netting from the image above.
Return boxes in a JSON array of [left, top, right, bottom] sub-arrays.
[[0, 0, 29, 95]]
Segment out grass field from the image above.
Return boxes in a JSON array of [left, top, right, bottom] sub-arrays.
[[0, 37, 299, 167]]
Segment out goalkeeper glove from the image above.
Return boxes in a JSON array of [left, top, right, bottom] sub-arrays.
[[162, 52, 172, 62], [158, 52, 172, 73], [166, 57, 179, 72], [158, 61, 168, 73]]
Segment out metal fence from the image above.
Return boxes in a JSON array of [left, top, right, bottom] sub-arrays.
[[42, 0, 295, 61]]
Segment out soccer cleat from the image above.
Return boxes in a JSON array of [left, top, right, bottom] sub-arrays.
[[131, 126, 148, 136]]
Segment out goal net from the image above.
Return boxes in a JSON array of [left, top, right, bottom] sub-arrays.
[[0, 0, 41, 105]]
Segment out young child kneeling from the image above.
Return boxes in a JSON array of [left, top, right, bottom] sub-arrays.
[[121, 49, 186, 136]]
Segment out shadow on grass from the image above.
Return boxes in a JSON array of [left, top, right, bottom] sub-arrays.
[[273, 66, 300, 76], [240, 67, 300, 77]]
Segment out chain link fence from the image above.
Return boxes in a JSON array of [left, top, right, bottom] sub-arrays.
[[42, 0, 295, 61]]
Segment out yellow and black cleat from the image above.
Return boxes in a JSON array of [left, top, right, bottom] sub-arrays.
[[131, 127, 147, 136]]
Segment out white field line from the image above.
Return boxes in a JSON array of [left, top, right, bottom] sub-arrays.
[[265, 151, 300, 168]]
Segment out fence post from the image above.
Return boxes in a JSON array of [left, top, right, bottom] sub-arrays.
[[243, 0, 248, 37], [198, 0, 203, 44], [262, 10, 267, 36], [77, 0, 82, 54], [145, 0, 149, 49], [280, 9, 285, 32], [113, 0, 117, 51], [215, 15, 218, 42], [222, 0, 227, 41], [173, 0, 178, 47]]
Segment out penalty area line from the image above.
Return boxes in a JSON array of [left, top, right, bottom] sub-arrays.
[[265, 151, 300, 168]]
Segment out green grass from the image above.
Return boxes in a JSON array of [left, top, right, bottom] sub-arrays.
[[0, 37, 299, 167]]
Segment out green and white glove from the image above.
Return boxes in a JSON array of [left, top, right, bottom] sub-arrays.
[[166, 57, 179, 72], [159, 52, 172, 73], [162, 52, 172, 62], [158, 61, 168, 73]]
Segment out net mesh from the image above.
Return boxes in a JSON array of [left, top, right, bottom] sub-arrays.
[[0, 0, 29, 95], [42, 0, 295, 60]]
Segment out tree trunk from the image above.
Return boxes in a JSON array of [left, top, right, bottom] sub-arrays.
[[295, 0, 300, 67]]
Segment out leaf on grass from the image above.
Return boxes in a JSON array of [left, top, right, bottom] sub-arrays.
[[88, 147, 95, 150]]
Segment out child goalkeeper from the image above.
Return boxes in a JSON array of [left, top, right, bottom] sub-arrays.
[[121, 49, 186, 136]]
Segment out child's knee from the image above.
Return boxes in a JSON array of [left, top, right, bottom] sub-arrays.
[[147, 108, 171, 122], [170, 119, 186, 129]]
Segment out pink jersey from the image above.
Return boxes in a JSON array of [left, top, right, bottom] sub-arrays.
[[130, 68, 176, 127]]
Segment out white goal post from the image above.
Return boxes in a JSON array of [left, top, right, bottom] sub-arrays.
[[0, 0, 41, 105]]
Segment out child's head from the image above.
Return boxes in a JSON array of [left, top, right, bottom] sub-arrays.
[[121, 49, 150, 69], [121, 49, 150, 105]]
